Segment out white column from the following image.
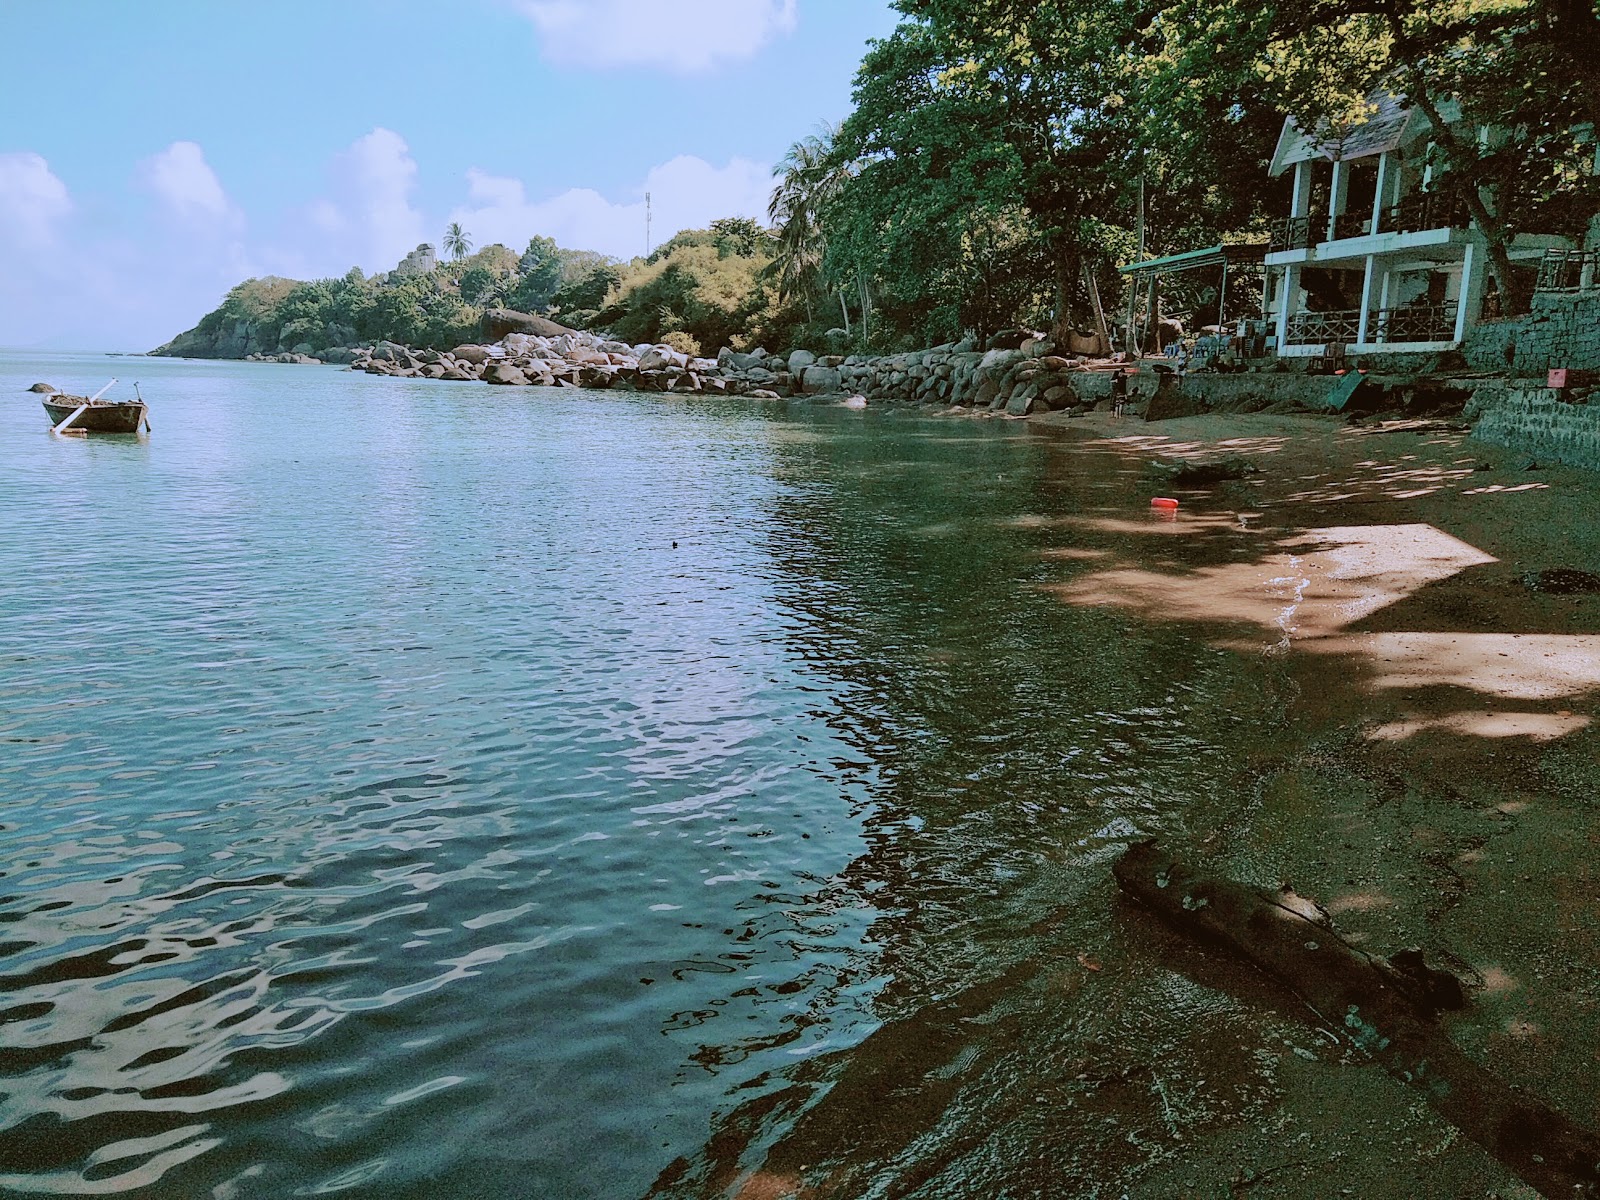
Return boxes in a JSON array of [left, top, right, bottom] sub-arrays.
[[1276, 264, 1300, 351], [1290, 161, 1312, 219], [1328, 159, 1349, 241], [1375, 267, 1396, 342], [1357, 255, 1379, 344], [1371, 151, 1395, 233], [1455, 242, 1487, 342]]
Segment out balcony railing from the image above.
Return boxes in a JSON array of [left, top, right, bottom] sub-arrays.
[[1332, 211, 1374, 241], [1536, 249, 1596, 293], [1272, 193, 1470, 251], [1286, 308, 1361, 346], [1268, 215, 1320, 252], [1376, 191, 1471, 236], [1371, 302, 1459, 343]]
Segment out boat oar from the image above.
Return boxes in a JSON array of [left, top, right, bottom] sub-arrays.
[[52, 403, 90, 436], [135, 381, 151, 431], [88, 378, 117, 402]]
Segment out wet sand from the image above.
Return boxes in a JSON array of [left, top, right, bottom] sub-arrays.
[[1038, 408, 1600, 1198], [665, 406, 1600, 1200]]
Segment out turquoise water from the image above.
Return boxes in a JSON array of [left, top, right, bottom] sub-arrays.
[[0, 354, 1269, 1197]]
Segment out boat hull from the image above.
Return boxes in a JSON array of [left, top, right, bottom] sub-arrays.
[[42, 399, 147, 433]]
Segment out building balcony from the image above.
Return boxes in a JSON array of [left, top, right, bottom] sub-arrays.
[[1285, 308, 1361, 345], [1268, 215, 1321, 252], [1371, 303, 1460, 344], [1284, 302, 1459, 348], [1377, 192, 1470, 237], [1269, 192, 1473, 255]]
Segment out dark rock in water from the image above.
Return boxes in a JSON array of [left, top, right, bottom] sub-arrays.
[[1154, 456, 1260, 486], [1521, 568, 1600, 595], [27, 382, 56, 393]]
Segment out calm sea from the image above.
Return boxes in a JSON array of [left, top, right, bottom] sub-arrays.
[[0, 353, 1277, 1198]]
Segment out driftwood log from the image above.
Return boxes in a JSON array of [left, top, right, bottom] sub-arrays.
[[1114, 841, 1600, 1199]]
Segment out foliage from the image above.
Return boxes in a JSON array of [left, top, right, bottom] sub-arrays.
[[710, 217, 764, 258], [769, 124, 850, 321], [599, 227, 784, 352], [443, 222, 472, 261], [660, 330, 702, 357]]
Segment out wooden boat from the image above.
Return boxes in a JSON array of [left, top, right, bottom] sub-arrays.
[[42, 379, 150, 435]]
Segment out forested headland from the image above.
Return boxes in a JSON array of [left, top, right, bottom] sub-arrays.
[[155, 0, 1599, 362]]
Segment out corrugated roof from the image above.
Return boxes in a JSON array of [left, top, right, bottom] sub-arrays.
[[1119, 242, 1268, 279], [1270, 88, 1422, 175]]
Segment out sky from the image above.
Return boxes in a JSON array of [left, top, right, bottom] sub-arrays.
[[0, 0, 902, 351]]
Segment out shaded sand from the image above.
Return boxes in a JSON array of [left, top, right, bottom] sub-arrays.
[[1039, 409, 1600, 1198]]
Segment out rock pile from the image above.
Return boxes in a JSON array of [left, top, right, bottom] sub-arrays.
[[350, 330, 762, 395], [344, 328, 1112, 415], [826, 336, 1105, 415]]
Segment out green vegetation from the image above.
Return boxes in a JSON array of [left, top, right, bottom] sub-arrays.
[[802, 0, 1599, 346], [161, 0, 1596, 360]]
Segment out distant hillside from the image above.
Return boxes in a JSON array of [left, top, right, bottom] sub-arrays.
[[151, 239, 623, 359], [152, 218, 812, 362]]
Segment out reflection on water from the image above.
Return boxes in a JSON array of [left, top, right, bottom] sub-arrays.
[[1, 356, 1287, 1198]]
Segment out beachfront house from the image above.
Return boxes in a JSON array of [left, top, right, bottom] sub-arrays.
[[1263, 90, 1576, 358]]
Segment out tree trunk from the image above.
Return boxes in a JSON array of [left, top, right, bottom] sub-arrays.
[[1050, 249, 1080, 347], [1404, 77, 1529, 315], [839, 290, 851, 336], [1115, 842, 1600, 1200]]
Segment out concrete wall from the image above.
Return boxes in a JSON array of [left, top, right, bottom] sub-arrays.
[[1465, 289, 1600, 377], [1467, 385, 1600, 469]]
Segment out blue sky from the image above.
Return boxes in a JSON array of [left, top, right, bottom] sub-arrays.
[[0, 0, 901, 350]]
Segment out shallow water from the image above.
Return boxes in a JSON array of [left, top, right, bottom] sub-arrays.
[[0, 354, 1285, 1197]]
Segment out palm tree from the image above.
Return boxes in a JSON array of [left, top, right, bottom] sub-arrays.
[[443, 223, 472, 262], [768, 123, 850, 326]]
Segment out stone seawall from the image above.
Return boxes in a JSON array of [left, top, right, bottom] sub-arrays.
[[1467, 384, 1600, 469], [1465, 290, 1600, 377]]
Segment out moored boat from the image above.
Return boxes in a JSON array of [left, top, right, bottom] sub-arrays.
[[42, 379, 150, 434]]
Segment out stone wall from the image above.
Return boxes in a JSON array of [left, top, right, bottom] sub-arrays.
[[1465, 289, 1600, 377], [1467, 384, 1600, 469]]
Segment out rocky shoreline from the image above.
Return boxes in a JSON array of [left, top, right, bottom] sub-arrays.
[[324, 327, 1127, 417]]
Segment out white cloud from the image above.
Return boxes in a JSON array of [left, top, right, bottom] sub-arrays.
[[138, 141, 235, 224], [516, 0, 797, 71], [308, 127, 427, 272], [447, 154, 772, 259], [0, 151, 72, 245]]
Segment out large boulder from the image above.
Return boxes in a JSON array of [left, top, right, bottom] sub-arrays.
[[483, 362, 532, 386], [451, 344, 492, 365], [27, 382, 55, 393], [801, 365, 843, 394], [638, 346, 687, 372], [481, 307, 578, 341], [788, 349, 817, 374]]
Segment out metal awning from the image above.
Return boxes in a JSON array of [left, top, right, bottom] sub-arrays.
[[1119, 242, 1268, 282]]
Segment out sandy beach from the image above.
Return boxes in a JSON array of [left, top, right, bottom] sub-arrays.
[[1038, 407, 1600, 1197]]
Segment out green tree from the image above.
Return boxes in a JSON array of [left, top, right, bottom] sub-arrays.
[[768, 124, 849, 324], [710, 217, 764, 258], [443, 222, 472, 261], [509, 235, 565, 312]]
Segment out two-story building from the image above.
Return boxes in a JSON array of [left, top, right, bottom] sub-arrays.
[[1264, 90, 1574, 358]]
